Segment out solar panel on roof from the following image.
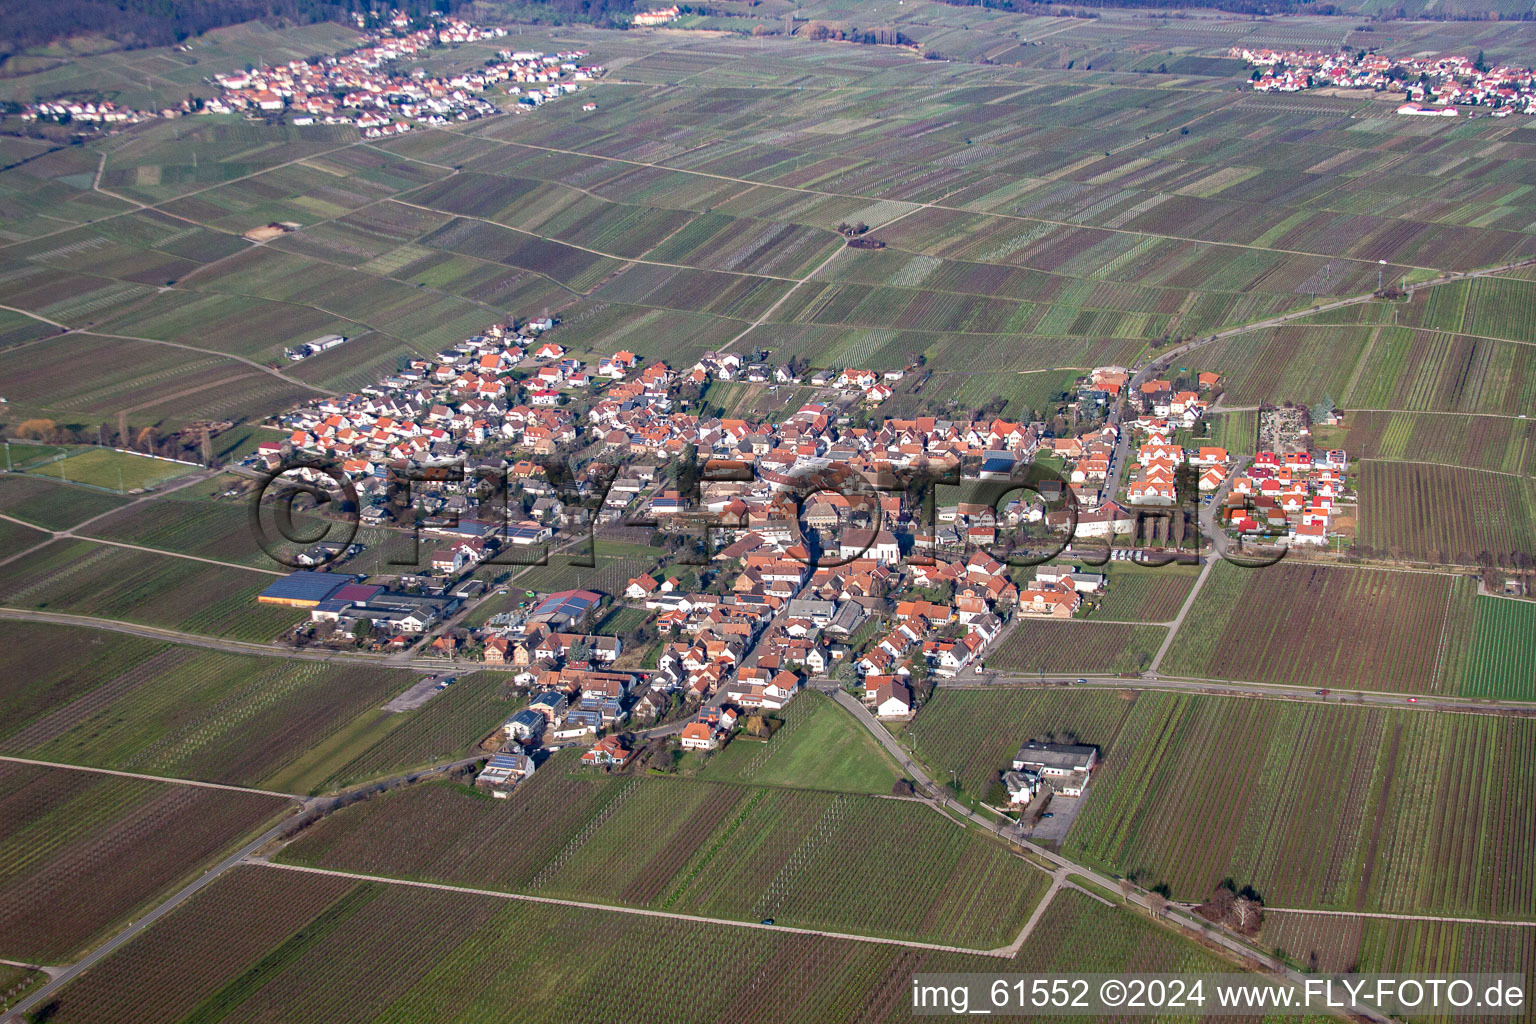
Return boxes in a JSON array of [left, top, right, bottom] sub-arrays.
[[258, 571, 349, 602]]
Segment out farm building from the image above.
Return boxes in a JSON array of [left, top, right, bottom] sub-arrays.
[[1011, 742, 1098, 797], [477, 753, 534, 790], [257, 571, 351, 608], [1012, 742, 1098, 774]]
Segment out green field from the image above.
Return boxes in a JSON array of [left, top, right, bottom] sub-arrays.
[[1263, 910, 1536, 993], [699, 691, 901, 794], [30, 864, 1234, 1024], [0, 964, 45, 1014], [1085, 562, 1201, 623], [1461, 596, 1536, 701], [0, 627, 418, 789], [0, 539, 301, 640], [0, 472, 132, 529], [280, 759, 1049, 948], [315, 672, 520, 791], [25, 447, 197, 492], [989, 619, 1167, 675], [901, 687, 1138, 798], [0, 761, 290, 962], [81, 491, 331, 570]]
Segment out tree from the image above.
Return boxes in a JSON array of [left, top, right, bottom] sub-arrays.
[[1208, 883, 1236, 921], [14, 418, 56, 441], [1118, 878, 1135, 902], [567, 639, 592, 663], [1233, 895, 1262, 932], [1146, 892, 1168, 918], [891, 778, 915, 797]]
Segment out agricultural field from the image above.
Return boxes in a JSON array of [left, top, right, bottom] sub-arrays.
[[1066, 691, 1536, 918], [1086, 562, 1201, 623], [0, 515, 49, 554], [0, 636, 418, 789], [1342, 329, 1536, 418], [0, 472, 131, 529], [988, 619, 1167, 675], [0, 539, 302, 640], [1355, 461, 1536, 568], [1188, 325, 1369, 409], [279, 761, 1048, 948], [0, 332, 318, 429], [1158, 561, 1470, 693], [315, 672, 522, 791], [1206, 409, 1259, 456], [899, 687, 1138, 797], [1331, 411, 1536, 476], [80, 490, 330, 569], [28, 863, 1228, 1024], [13, 7, 1536, 1014], [0, 761, 291, 962], [698, 691, 900, 794], [0, 621, 162, 743], [0, 965, 44, 1015], [1262, 910, 1536, 1009], [1461, 596, 1536, 701]]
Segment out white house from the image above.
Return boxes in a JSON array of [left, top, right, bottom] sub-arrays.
[[872, 680, 912, 718]]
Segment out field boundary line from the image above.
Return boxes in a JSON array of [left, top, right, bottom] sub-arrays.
[[1429, 573, 1457, 692], [0, 754, 301, 800], [998, 874, 1065, 956], [453, 135, 1450, 271], [1265, 907, 1536, 927], [1356, 456, 1529, 480], [1149, 556, 1214, 672], [0, 607, 396, 665], [60, 535, 286, 576], [252, 859, 1016, 956]]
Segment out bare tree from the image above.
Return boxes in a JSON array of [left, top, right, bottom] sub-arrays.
[[1208, 885, 1235, 921], [1233, 896, 1261, 932], [1118, 878, 1135, 903], [1146, 892, 1168, 918]]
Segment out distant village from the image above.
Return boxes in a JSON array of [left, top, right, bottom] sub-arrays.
[[21, 14, 603, 136], [1233, 46, 1536, 115], [246, 291, 1350, 791]]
